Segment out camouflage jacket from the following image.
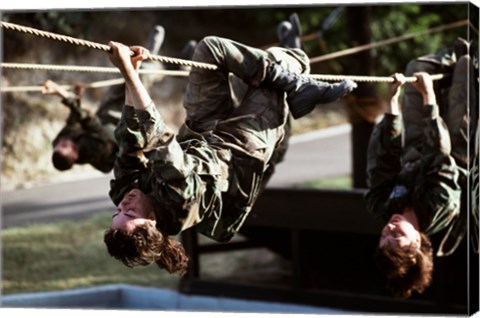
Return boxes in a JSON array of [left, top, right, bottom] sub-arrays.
[[109, 103, 274, 242], [53, 94, 118, 172], [365, 106, 462, 256]]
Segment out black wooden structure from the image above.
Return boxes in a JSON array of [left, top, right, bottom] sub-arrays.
[[180, 187, 478, 315]]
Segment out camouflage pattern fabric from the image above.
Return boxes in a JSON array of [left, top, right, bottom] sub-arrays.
[[365, 108, 462, 256], [109, 36, 309, 242], [403, 44, 478, 255], [52, 84, 123, 172], [365, 40, 479, 256]]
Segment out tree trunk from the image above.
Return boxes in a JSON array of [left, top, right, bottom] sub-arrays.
[[345, 6, 379, 188]]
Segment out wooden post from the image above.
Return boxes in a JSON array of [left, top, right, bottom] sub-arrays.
[[345, 6, 378, 189]]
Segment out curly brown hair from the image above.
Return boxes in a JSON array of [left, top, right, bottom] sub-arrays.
[[375, 232, 434, 298], [104, 222, 189, 275]]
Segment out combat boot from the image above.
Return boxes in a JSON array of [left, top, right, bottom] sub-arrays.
[[263, 61, 357, 119], [165, 40, 198, 70], [453, 37, 470, 59], [141, 25, 166, 89], [146, 25, 165, 56], [178, 40, 197, 60], [277, 13, 303, 49]]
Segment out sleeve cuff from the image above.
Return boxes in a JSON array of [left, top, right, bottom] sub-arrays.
[[422, 104, 440, 119], [122, 104, 140, 128], [61, 95, 80, 108], [136, 102, 159, 123], [122, 104, 137, 120], [383, 113, 400, 123], [382, 113, 402, 136]]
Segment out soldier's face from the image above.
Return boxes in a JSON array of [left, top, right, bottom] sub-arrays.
[[54, 138, 79, 161], [379, 214, 421, 250], [111, 189, 156, 232]]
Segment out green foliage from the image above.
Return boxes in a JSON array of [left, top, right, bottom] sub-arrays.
[[296, 175, 352, 189], [369, 4, 469, 75]]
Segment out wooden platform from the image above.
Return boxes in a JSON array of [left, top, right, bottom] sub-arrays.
[[180, 188, 478, 315]]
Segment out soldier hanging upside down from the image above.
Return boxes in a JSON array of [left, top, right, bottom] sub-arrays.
[[365, 37, 478, 299], [43, 79, 121, 172], [43, 25, 197, 173], [103, 35, 357, 274]]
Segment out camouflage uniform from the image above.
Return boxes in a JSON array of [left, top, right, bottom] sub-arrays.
[[52, 84, 123, 172], [365, 107, 462, 256], [365, 42, 478, 256], [109, 36, 309, 242], [404, 43, 478, 255]]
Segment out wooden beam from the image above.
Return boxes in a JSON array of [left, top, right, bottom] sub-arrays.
[[246, 188, 381, 235]]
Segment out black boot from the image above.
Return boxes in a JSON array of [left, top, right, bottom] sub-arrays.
[[453, 37, 470, 59], [141, 25, 166, 89], [277, 13, 303, 49], [178, 40, 197, 60], [146, 25, 165, 56], [165, 40, 198, 70], [263, 61, 357, 119]]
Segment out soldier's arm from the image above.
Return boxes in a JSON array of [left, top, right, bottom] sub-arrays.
[[108, 103, 146, 205], [136, 102, 225, 233], [42, 80, 84, 115], [364, 74, 405, 223], [364, 114, 403, 223], [412, 72, 462, 234], [47, 82, 94, 129], [107, 40, 224, 233], [42, 80, 72, 100]]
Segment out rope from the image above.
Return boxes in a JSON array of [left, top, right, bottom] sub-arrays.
[[3, 19, 468, 72], [469, 21, 479, 36], [310, 73, 446, 83], [261, 19, 468, 58], [0, 21, 218, 71], [309, 19, 469, 64], [2, 70, 446, 93], [2, 61, 447, 84], [1, 62, 190, 76], [0, 20, 450, 90], [1, 78, 125, 93]]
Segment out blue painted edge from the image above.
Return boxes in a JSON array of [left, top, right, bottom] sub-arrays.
[[0, 284, 350, 314]]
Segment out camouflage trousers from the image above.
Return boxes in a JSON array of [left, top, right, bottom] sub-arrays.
[[402, 51, 479, 255], [183, 36, 310, 180], [403, 55, 477, 170]]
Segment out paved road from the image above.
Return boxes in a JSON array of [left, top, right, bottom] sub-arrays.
[[1, 124, 352, 229], [269, 124, 351, 186]]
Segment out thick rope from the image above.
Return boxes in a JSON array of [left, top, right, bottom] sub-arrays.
[[1, 20, 451, 91], [261, 19, 469, 60], [1, 78, 125, 93], [2, 70, 446, 93], [470, 21, 479, 35], [309, 73, 446, 83], [2, 62, 446, 84], [309, 19, 470, 64], [3, 19, 467, 71], [0, 21, 218, 71], [1, 62, 190, 76]]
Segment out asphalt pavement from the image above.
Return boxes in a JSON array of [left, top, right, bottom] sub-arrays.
[[1, 124, 352, 229]]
